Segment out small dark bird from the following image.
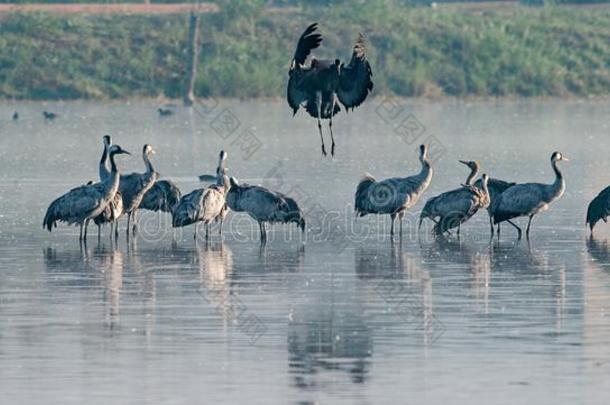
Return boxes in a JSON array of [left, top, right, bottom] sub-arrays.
[[158, 108, 174, 117], [586, 185, 610, 235], [12, 111, 18, 120], [287, 23, 373, 156], [43, 111, 58, 120]]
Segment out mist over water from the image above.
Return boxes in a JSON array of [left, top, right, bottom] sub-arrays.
[[1, 99, 609, 404]]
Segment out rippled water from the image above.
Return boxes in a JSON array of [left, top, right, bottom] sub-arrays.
[[1, 99, 609, 404]]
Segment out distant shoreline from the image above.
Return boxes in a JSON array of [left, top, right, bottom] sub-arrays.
[[2, 5, 610, 100]]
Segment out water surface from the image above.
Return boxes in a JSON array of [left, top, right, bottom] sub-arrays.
[[0, 99, 609, 404]]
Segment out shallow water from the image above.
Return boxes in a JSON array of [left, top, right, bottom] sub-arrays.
[[1, 99, 609, 404]]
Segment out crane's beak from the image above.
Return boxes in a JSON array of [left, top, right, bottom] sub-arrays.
[[562, 156, 570, 162], [459, 160, 469, 166]]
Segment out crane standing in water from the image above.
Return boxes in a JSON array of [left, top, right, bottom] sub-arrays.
[[94, 135, 124, 240], [491, 152, 568, 240], [355, 144, 433, 237], [43, 144, 130, 242], [287, 23, 373, 157], [225, 178, 305, 242], [118, 144, 159, 237], [586, 185, 610, 235]]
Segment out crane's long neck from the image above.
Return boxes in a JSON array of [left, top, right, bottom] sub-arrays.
[[99, 144, 110, 181], [547, 159, 565, 202], [465, 166, 479, 186], [105, 152, 121, 196], [143, 152, 154, 176], [413, 157, 433, 193]]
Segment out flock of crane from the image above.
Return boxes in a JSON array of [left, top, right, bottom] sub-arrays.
[[41, 22, 610, 243]]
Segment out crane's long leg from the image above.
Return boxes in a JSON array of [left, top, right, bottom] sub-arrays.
[[205, 223, 210, 240], [258, 222, 264, 241], [84, 219, 90, 242], [329, 98, 336, 157], [126, 214, 131, 238], [390, 213, 396, 237], [506, 220, 522, 239], [79, 223, 84, 241], [488, 214, 494, 236], [399, 212, 404, 237], [526, 215, 534, 239], [316, 92, 326, 156], [132, 210, 138, 234]]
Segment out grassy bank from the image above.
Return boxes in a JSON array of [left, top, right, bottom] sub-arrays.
[[1, 3, 610, 99]]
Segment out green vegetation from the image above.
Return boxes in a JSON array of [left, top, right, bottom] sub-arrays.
[[2, 2, 610, 99]]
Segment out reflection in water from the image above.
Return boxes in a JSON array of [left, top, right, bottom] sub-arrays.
[[355, 241, 439, 346], [43, 244, 125, 332], [490, 241, 549, 273], [288, 304, 372, 388], [423, 238, 492, 313], [584, 237, 610, 375], [96, 245, 124, 331], [192, 242, 234, 333]]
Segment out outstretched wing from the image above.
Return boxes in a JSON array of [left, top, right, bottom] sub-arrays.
[[337, 33, 373, 111], [287, 23, 322, 114], [291, 23, 322, 67]]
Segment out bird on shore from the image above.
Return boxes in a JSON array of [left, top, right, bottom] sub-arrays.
[[43, 144, 130, 241], [355, 144, 433, 237], [419, 161, 491, 237], [158, 108, 174, 117], [287, 22, 373, 157], [172, 174, 230, 240], [12, 111, 18, 121], [491, 151, 568, 240], [226, 178, 305, 242], [586, 185, 610, 235], [93, 135, 124, 239], [119, 144, 159, 237], [43, 111, 58, 120]]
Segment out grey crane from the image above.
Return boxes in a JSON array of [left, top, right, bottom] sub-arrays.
[[491, 151, 568, 240], [118, 144, 159, 236], [468, 162, 516, 236], [139, 180, 182, 214], [43, 144, 130, 241], [585, 185, 610, 234], [287, 22, 373, 157], [93, 135, 124, 239], [172, 175, 230, 240], [198, 150, 230, 232], [419, 160, 512, 236], [355, 144, 433, 237], [419, 173, 490, 237], [226, 178, 305, 242]]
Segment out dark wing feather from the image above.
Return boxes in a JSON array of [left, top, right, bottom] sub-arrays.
[[292, 23, 322, 67], [287, 69, 309, 115], [337, 33, 373, 111], [287, 23, 322, 114], [140, 180, 182, 213]]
